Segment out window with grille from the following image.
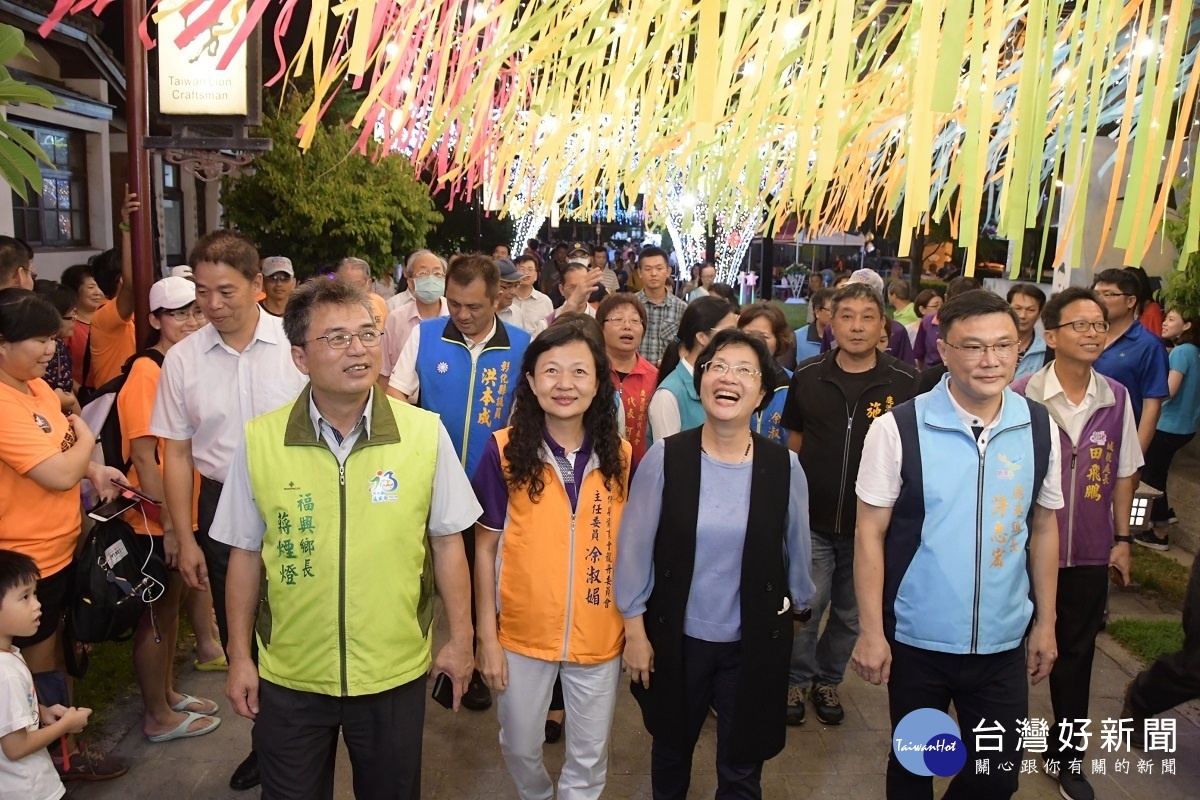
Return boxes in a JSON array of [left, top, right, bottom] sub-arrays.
[[10, 124, 89, 247]]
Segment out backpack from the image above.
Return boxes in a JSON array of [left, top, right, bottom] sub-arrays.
[[78, 349, 165, 473], [64, 517, 168, 674]]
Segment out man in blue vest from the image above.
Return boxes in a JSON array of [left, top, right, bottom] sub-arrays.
[[851, 290, 1063, 799], [388, 254, 531, 709]]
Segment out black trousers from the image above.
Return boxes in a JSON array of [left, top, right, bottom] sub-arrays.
[[1129, 555, 1200, 715], [650, 637, 763, 800], [887, 641, 1026, 800], [255, 677, 425, 800], [1049, 566, 1109, 759], [198, 476, 235, 649], [1142, 430, 1194, 522]]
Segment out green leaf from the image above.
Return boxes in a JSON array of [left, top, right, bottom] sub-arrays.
[[0, 78, 56, 109], [0, 117, 51, 168], [0, 24, 24, 66], [0, 136, 41, 202]]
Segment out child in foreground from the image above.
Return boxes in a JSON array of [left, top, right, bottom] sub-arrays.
[[0, 549, 91, 800]]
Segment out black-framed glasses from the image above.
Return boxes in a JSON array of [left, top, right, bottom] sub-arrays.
[[943, 340, 1019, 361], [308, 329, 384, 349], [1095, 291, 1131, 299], [1047, 320, 1110, 334], [19, 265, 37, 280]]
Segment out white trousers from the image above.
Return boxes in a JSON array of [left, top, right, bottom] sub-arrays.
[[496, 649, 622, 800]]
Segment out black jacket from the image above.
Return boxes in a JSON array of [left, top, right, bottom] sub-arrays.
[[632, 428, 793, 763], [781, 350, 920, 534]]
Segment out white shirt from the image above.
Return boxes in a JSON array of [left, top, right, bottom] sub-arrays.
[[1039, 367, 1143, 478], [511, 288, 554, 334], [388, 317, 500, 400], [150, 308, 308, 483], [647, 359, 693, 441], [386, 289, 413, 312], [856, 380, 1064, 510], [210, 389, 482, 551], [380, 297, 448, 378], [0, 648, 64, 800]]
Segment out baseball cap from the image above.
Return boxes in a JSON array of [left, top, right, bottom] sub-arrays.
[[848, 268, 885, 297], [496, 258, 522, 282], [261, 256, 294, 278], [149, 276, 197, 312], [169, 265, 193, 279], [568, 241, 592, 257], [567, 255, 591, 267]]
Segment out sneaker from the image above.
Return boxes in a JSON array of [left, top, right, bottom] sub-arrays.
[[1167, 508, 1178, 524], [460, 670, 492, 711], [1121, 680, 1146, 750], [1134, 530, 1169, 551], [786, 684, 806, 726], [57, 748, 128, 782], [810, 683, 845, 725], [1058, 772, 1095, 800]]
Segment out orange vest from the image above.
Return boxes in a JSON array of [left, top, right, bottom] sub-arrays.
[[494, 428, 630, 665]]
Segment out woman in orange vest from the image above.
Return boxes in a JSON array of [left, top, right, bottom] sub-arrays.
[[472, 316, 631, 800]]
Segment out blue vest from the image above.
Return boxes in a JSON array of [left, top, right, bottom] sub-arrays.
[[886, 378, 1051, 655], [415, 317, 530, 477], [753, 374, 791, 446], [648, 361, 706, 445]]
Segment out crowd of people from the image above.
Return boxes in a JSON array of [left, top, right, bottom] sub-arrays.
[[0, 220, 1198, 800]]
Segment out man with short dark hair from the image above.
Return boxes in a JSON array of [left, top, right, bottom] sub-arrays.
[[852, 290, 1062, 799], [888, 280, 918, 327], [1091, 268, 1169, 452], [1011, 287, 1140, 800], [217, 278, 478, 799], [782, 283, 919, 726], [1007, 283, 1050, 380], [795, 288, 832, 362], [635, 247, 687, 365], [152, 229, 308, 791], [509, 254, 553, 334], [0, 236, 34, 290], [85, 190, 141, 388]]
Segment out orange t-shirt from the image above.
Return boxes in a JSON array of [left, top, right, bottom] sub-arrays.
[[0, 379, 82, 576], [88, 301, 136, 388], [369, 293, 388, 329], [117, 356, 199, 536]]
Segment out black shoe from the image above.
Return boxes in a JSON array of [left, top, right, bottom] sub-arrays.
[[785, 684, 806, 726], [1058, 772, 1094, 800], [1134, 530, 1170, 551], [461, 670, 492, 711], [230, 750, 259, 791], [544, 719, 563, 744], [811, 683, 844, 725], [1121, 680, 1146, 750]]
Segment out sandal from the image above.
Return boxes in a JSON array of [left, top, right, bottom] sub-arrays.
[[171, 694, 219, 715], [147, 711, 220, 743], [194, 655, 229, 672]]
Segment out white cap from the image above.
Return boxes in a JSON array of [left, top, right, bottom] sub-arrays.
[[149, 276, 196, 312], [169, 265, 193, 279], [261, 256, 294, 277], [848, 268, 885, 297]]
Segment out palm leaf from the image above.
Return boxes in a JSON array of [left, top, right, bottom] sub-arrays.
[[0, 23, 57, 199], [0, 137, 43, 202]]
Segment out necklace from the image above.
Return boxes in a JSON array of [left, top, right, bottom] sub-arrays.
[[700, 438, 753, 463]]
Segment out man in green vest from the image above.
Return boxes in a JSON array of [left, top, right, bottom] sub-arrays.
[[212, 278, 479, 799]]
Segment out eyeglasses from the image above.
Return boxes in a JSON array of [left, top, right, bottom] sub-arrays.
[[1095, 291, 1131, 299], [163, 307, 206, 322], [309, 329, 384, 349], [265, 273, 295, 283], [943, 340, 1019, 361], [702, 360, 762, 380], [1047, 320, 1111, 333], [603, 316, 644, 328], [19, 265, 37, 280], [61, 312, 77, 321], [412, 271, 445, 280]]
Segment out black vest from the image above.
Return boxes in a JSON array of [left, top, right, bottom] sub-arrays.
[[632, 426, 793, 762]]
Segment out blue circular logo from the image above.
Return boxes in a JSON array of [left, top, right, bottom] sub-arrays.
[[892, 709, 967, 777]]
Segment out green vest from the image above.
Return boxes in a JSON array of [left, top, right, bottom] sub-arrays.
[[245, 386, 439, 697]]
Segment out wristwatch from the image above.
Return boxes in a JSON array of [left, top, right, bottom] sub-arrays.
[[1113, 535, 1134, 544], [794, 607, 813, 623]]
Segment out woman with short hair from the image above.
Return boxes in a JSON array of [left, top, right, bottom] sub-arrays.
[[737, 302, 795, 445]]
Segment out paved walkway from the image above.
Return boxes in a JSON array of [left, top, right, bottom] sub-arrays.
[[65, 586, 1199, 800]]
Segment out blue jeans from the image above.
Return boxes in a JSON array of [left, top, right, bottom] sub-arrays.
[[788, 530, 858, 688]]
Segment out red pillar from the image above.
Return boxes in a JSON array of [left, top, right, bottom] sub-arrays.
[[124, 0, 153, 345]]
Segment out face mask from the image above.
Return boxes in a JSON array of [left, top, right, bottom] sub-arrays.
[[413, 275, 445, 304]]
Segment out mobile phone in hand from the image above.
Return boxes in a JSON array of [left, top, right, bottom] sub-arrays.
[[87, 495, 139, 523], [111, 478, 159, 505], [430, 672, 454, 709]]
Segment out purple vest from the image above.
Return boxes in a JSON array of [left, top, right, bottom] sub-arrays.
[[1011, 370, 1129, 567]]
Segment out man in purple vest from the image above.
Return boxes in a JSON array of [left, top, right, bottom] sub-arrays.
[[1011, 287, 1142, 800]]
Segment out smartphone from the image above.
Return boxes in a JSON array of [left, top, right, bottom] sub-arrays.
[[430, 672, 454, 710], [87, 495, 140, 523], [110, 478, 159, 505]]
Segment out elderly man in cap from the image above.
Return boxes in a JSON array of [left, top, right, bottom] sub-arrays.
[[819, 268, 915, 364], [259, 257, 296, 318], [496, 258, 545, 336]]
